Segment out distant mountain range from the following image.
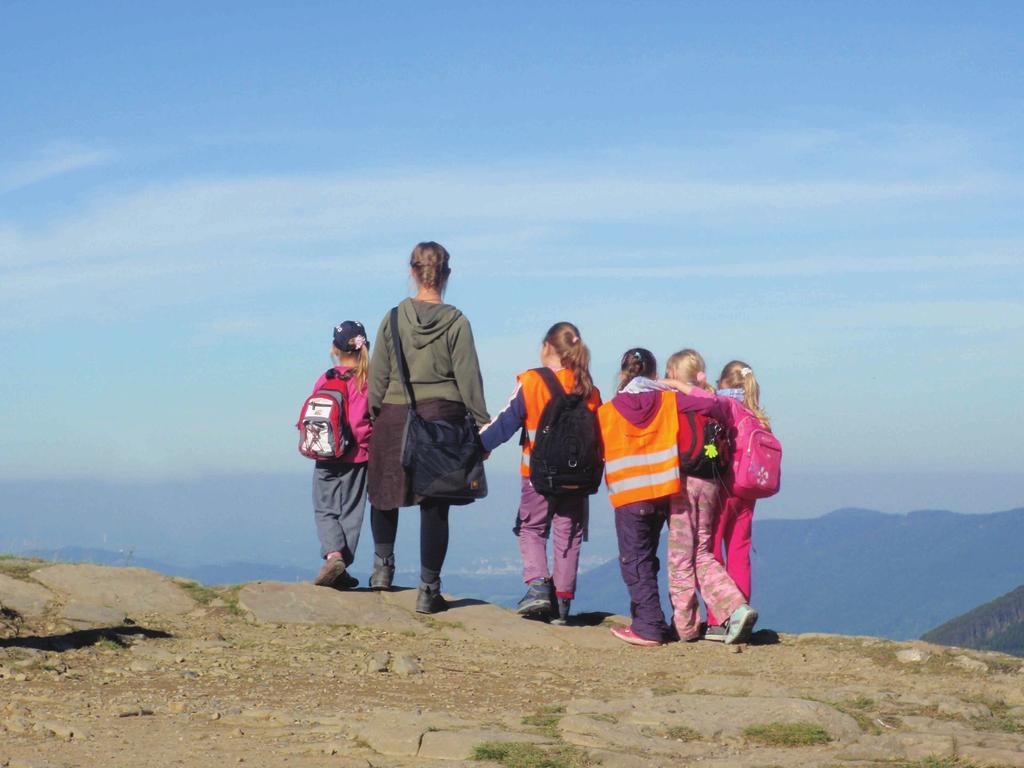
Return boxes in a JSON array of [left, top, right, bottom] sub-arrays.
[[574, 507, 1024, 641], [9, 506, 1024, 643], [922, 585, 1024, 657]]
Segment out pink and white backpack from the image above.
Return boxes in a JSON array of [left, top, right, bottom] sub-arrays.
[[728, 414, 782, 499]]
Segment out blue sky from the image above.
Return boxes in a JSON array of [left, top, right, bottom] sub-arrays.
[[2, 2, 1023, 516]]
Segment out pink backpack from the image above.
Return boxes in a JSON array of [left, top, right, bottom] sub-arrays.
[[729, 414, 782, 499]]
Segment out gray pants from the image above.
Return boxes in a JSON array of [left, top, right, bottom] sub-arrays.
[[312, 461, 368, 565]]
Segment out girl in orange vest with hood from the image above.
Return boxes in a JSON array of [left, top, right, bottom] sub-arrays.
[[599, 348, 728, 646], [479, 322, 601, 625]]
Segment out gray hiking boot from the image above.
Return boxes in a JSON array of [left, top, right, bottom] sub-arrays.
[[369, 555, 395, 591], [415, 581, 448, 614], [516, 578, 554, 619], [550, 597, 572, 626]]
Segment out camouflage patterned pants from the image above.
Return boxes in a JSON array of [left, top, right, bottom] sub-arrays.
[[667, 477, 747, 640]]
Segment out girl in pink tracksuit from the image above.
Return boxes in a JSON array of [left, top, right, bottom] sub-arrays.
[[662, 350, 756, 644], [310, 321, 373, 590], [665, 359, 771, 637]]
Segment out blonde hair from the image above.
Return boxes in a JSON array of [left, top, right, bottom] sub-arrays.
[[410, 241, 451, 294], [665, 349, 714, 394], [333, 344, 370, 391], [718, 359, 770, 428], [544, 322, 594, 399]]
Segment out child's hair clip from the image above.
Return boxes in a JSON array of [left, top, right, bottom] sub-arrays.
[[740, 367, 752, 377]]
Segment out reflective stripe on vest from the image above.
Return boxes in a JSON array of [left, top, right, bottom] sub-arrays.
[[598, 390, 681, 508]]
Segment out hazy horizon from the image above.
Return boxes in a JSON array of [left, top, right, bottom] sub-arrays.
[[2, 4, 1022, 568]]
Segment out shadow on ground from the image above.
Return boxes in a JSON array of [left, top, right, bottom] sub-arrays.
[[1, 624, 173, 652]]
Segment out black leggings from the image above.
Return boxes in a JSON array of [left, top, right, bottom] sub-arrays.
[[371, 502, 450, 586]]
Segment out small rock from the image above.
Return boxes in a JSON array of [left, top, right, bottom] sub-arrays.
[[728, 644, 742, 654], [392, 653, 422, 676], [129, 661, 156, 674], [367, 651, 390, 673], [952, 655, 988, 673], [3, 716, 33, 734], [896, 648, 930, 664], [114, 705, 154, 718], [210, 712, 222, 721], [168, 702, 187, 714]]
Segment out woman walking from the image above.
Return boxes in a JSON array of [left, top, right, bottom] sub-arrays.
[[366, 242, 490, 613]]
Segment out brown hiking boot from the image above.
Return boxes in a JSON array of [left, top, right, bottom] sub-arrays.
[[314, 558, 349, 588]]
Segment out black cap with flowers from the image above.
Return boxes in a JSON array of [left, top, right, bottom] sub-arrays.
[[333, 320, 368, 352]]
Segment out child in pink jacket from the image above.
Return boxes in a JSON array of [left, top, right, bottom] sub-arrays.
[[310, 321, 373, 590], [664, 358, 771, 640]]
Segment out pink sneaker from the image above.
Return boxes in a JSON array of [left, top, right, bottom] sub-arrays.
[[609, 625, 663, 647]]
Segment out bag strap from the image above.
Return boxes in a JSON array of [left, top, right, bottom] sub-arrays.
[[390, 307, 417, 413], [534, 367, 567, 407]]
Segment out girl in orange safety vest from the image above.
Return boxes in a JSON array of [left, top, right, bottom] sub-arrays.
[[479, 322, 601, 625], [598, 348, 729, 646]]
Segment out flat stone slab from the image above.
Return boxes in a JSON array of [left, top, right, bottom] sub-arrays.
[[238, 583, 423, 630], [0, 573, 55, 617], [31, 564, 196, 616], [561, 692, 862, 753], [418, 729, 552, 761], [60, 601, 127, 628], [380, 588, 618, 649]]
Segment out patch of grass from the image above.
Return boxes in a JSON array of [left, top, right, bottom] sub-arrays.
[[522, 705, 565, 736], [742, 722, 832, 747], [848, 696, 874, 710], [968, 699, 1024, 735], [892, 759, 979, 768], [0, 556, 47, 581], [176, 580, 219, 605], [664, 725, 700, 741], [421, 615, 466, 631], [472, 742, 597, 768], [650, 686, 679, 696], [584, 713, 617, 725], [95, 636, 124, 651]]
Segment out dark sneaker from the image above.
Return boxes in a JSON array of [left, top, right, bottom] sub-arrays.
[[415, 582, 448, 614], [516, 578, 554, 619], [334, 571, 359, 591], [369, 556, 395, 591], [703, 624, 727, 642], [724, 605, 758, 645], [314, 558, 348, 588], [550, 598, 572, 626]]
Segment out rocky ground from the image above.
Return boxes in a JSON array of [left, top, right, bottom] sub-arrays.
[[2, 557, 1024, 768]]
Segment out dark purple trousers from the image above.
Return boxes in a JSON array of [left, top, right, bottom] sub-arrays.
[[615, 497, 671, 642]]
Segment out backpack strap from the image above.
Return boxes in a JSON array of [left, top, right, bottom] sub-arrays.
[[324, 368, 353, 382], [533, 367, 568, 406], [389, 307, 417, 413]]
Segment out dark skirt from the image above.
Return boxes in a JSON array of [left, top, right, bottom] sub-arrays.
[[368, 399, 469, 509]]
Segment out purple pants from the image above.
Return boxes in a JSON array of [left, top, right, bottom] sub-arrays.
[[614, 498, 671, 642], [516, 477, 586, 599]]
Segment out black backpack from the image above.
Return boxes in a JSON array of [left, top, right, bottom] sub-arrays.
[[527, 368, 604, 497], [677, 412, 730, 480]]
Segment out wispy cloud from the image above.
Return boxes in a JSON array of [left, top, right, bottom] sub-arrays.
[[0, 144, 112, 195]]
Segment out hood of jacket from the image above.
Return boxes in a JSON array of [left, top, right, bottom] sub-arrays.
[[399, 297, 464, 349], [611, 390, 670, 429]]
